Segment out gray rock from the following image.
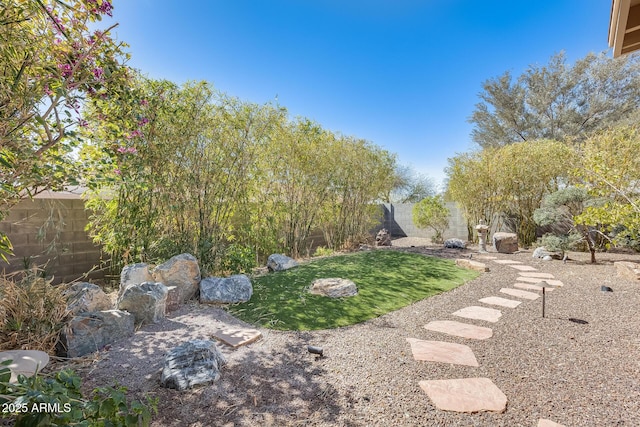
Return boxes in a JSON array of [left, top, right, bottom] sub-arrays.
[[542, 255, 553, 261], [200, 275, 253, 304], [161, 340, 226, 391], [64, 282, 112, 315], [59, 310, 135, 358], [266, 254, 298, 272], [152, 253, 201, 302], [444, 238, 467, 249], [493, 232, 518, 254], [165, 286, 181, 312], [532, 247, 551, 259], [117, 282, 168, 325], [309, 278, 358, 298], [119, 263, 154, 297], [375, 228, 392, 246]]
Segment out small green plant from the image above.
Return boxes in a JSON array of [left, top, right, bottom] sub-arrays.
[[313, 246, 334, 257], [0, 362, 157, 426], [412, 195, 450, 244]]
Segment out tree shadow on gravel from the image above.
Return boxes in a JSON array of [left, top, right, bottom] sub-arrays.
[[149, 334, 356, 427]]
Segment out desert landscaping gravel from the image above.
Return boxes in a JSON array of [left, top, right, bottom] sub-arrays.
[[68, 239, 640, 426]]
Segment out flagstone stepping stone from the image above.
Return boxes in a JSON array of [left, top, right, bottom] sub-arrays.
[[538, 419, 566, 427], [507, 264, 538, 271], [212, 327, 262, 348], [517, 276, 547, 283], [543, 279, 564, 287], [474, 255, 497, 260], [0, 350, 49, 383], [419, 377, 507, 413], [452, 306, 502, 323], [500, 288, 539, 300], [493, 259, 522, 264], [406, 338, 479, 367], [519, 272, 555, 278], [478, 296, 521, 308], [424, 320, 493, 340], [455, 258, 489, 272], [514, 283, 555, 292]]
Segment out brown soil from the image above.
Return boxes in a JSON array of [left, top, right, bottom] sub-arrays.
[[51, 242, 640, 426]]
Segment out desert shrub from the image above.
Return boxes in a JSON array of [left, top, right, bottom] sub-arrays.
[[412, 195, 450, 244], [0, 363, 157, 426], [313, 246, 334, 257], [218, 243, 256, 275], [0, 269, 68, 353]]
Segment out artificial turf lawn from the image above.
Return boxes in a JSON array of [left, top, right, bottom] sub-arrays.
[[228, 250, 479, 331]]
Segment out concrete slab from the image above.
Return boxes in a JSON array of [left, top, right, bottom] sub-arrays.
[[514, 283, 555, 292], [518, 272, 555, 278], [424, 320, 493, 340], [211, 328, 262, 349], [0, 350, 49, 383], [406, 338, 479, 367], [493, 260, 522, 264], [500, 288, 540, 300], [507, 264, 538, 271], [419, 377, 508, 413], [479, 296, 522, 308], [452, 306, 502, 323]]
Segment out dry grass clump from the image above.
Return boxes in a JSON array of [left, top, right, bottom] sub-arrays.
[[0, 268, 69, 354]]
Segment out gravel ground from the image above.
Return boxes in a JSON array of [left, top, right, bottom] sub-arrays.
[[68, 241, 640, 426]]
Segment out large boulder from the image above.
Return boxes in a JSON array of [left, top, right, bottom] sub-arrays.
[[266, 254, 298, 272], [615, 261, 640, 281], [493, 232, 518, 254], [119, 263, 154, 297], [309, 278, 358, 298], [444, 238, 466, 249], [152, 253, 201, 302], [375, 228, 392, 246], [200, 275, 253, 304], [161, 340, 226, 391], [64, 282, 112, 315], [59, 310, 135, 358], [116, 282, 168, 325]]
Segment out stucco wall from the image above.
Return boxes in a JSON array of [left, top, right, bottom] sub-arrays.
[[381, 202, 469, 241]]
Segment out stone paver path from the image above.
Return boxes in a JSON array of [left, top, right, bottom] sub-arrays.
[[514, 282, 555, 292], [452, 306, 502, 323], [500, 287, 540, 300], [419, 378, 508, 413], [518, 272, 555, 278], [478, 296, 522, 308], [407, 338, 479, 367], [211, 327, 262, 348], [415, 256, 569, 421], [507, 264, 538, 271], [424, 320, 493, 340]]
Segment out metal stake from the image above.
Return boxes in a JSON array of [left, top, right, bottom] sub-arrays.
[[542, 286, 546, 318]]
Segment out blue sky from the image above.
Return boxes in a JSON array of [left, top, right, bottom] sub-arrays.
[[103, 1, 612, 188]]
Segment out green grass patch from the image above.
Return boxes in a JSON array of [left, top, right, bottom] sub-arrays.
[[228, 250, 479, 331]]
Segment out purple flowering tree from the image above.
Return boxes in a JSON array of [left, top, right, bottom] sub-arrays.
[[0, 0, 130, 260]]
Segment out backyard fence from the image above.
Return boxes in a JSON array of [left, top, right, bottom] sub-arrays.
[[1, 194, 474, 283]]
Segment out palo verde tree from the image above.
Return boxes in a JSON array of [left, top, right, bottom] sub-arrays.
[[0, 0, 129, 261], [412, 195, 450, 243], [469, 51, 640, 148], [572, 124, 640, 250]]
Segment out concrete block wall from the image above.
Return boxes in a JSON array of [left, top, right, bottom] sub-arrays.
[[1, 192, 104, 284], [381, 202, 469, 241]]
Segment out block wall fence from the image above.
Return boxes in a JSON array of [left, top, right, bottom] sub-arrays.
[[1, 193, 473, 283]]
